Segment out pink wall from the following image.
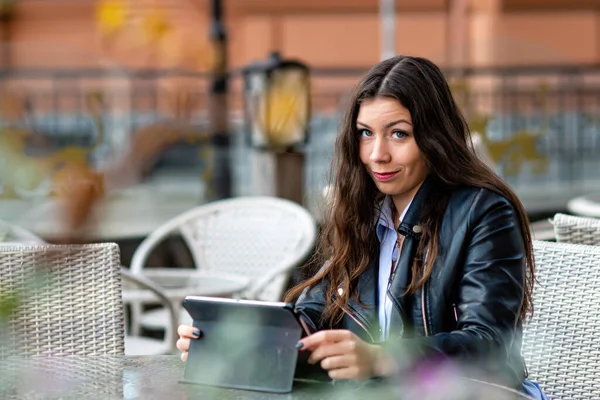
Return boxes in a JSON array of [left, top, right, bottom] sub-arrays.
[[6, 1, 600, 70], [499, 12, 598, 65]]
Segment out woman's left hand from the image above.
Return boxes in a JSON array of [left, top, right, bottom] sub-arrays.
[[297, 329, 385, 380]]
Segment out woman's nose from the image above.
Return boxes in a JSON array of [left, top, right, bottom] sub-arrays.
[[370, 137, 391, 163]]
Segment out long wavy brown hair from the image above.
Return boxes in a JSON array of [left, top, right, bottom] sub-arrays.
[[285, 55, 535, 326]]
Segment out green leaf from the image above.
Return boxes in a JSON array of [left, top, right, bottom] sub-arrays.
[[0, 292, 19, 320]]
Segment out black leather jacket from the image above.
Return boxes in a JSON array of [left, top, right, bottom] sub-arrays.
[[295, 177, 527, 389]]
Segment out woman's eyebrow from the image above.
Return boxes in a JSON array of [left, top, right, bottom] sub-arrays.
[[384, 119, 412, 128], [356, 119, 412, 129]]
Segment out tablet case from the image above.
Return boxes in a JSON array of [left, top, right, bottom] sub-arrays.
[[181, 297, 304, 393]]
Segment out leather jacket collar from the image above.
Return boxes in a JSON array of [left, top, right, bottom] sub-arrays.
[[396, 174, 437, 240]]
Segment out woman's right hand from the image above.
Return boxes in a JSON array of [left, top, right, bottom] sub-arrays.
[[176, 324, 201, 362]]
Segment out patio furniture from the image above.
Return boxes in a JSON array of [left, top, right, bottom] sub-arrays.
[[0, 355, 532, 399], [0, 242, 178, 357], [121, 268, 178, 356], [567, 193, 600, 219], [522, 240, 600, 399], [552, 212, 600, 246], [0, 243, 125, 356], [1, 171, 204, 241], [129, 196, 317, 333], [0, 219, 180, 355], [128, 270, 250, 329]]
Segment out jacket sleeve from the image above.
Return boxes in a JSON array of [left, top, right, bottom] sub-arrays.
[[294, 279, 327, 333], [399, 191, 526, 370], [292, 278, 334, 381], [293, 259, 332, 332]]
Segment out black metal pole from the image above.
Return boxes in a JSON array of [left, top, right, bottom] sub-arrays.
[[207, 0, 231, 200], [0, 7, 12, 70]]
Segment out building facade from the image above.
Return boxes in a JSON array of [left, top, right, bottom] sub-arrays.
[[1, 0, 599, 214], [3, 0, 600, 70]]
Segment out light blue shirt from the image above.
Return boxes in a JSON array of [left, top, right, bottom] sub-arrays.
[[376, 196, 411, 341]]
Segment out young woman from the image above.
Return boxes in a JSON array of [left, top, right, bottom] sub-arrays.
[[177, 55, 546, 398]]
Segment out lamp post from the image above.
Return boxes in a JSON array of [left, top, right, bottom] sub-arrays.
[[207, 0, 231, 200], [242, 52, 311, 204], [0, 0, 15, 69]]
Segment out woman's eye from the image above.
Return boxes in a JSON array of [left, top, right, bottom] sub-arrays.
[[358, 129, 373, 137], [392, 130, 408, 139]]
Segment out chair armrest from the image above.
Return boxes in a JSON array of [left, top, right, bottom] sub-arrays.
[[120, 267, 178, 353]]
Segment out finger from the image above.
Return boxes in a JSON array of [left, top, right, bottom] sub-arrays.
[[319, 354, 355, 371], [181, 351, 188, 362], [308, 340, 356, 364], [328, 366, 365, 381], [177, 324, 201, 339], [176, 338, 190, 352], [297, 329, 354, 351]]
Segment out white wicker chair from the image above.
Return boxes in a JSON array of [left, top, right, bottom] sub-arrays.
[[0, 242, 178, 357], [0, 219, 179, 356], [552, 213, 600, 246], [0, 220, 177, 356], [130, 196, 317, 332], [522, 241, 600, 399], [0, 243, 125, 356]]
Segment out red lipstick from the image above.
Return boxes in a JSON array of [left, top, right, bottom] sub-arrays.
[[373, 171, 399, 182]]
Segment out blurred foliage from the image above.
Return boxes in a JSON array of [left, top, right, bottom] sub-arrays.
[[449, 78, 550, 176], [95, 0, 127, 41], [0, 90, 105, 200], [0, 291, 18, 321], [142, 10, 172, 45]]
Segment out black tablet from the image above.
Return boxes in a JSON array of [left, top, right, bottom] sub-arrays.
[[181, 296, 315, 393]]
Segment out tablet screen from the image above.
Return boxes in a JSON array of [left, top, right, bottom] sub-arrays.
[[181, 296, 304, 393]]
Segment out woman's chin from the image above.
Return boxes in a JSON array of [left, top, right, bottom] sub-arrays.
[[373, 182, 401, 195]]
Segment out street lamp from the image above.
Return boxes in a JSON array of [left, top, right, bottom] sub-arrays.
[[242, 52, 311, 205], [242, 52, 310, 151]]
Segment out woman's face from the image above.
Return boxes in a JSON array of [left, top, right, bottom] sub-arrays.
[[357, 97, 429, 208]]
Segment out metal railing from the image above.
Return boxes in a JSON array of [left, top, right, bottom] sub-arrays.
[[0, 64, 599, 212]]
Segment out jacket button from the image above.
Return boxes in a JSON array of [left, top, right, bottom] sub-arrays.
[[337, 288, 344, 296], [412, 225, 423, 233]]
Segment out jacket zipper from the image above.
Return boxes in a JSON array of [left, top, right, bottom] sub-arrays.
[[452, 303, 458, 322], [421, 285, 429, 336], [421, 248, 430, 337], [342, 305, 376, 343]]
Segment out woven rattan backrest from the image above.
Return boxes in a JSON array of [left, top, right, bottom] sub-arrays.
[[522, 241, 600, 399], [0, 243, 124, 356], [553, 213, 600, 246]]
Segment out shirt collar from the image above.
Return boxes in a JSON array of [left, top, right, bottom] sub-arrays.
[[376, 196, 412, 242]]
